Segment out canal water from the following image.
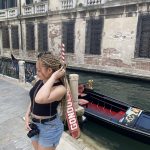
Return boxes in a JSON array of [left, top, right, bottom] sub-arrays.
[[68, 69, 150, 150]]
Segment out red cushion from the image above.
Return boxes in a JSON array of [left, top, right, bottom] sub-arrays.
[[79, 99, 89, 105]]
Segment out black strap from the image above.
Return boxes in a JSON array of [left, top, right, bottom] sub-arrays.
[[32, 115, 57, 124], [31, 80, 43, 113]]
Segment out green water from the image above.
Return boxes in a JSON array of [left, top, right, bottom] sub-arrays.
[[68, 69, 150, 150]]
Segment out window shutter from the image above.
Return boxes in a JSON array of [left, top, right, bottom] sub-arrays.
[[26, 23, 35, 51], [85, 17, 104, 55], [7, 0, 16, 8], [136, 14, 150, 58], [67, 21, 75, 53], [135, 15, 142, 58], [0, 0, 3, 9], [26, 0, 33, 5], [2, 26, 10, 48], [11, 25, 19, 49], [62, 21, 75, 53], [38, 23, 48, 52]]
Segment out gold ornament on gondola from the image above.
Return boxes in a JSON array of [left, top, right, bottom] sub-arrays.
[[87, 80, 94, 89]]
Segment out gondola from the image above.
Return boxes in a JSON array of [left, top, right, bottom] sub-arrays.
[[78, 84, 150, 144]]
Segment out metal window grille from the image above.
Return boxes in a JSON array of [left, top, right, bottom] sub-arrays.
[[0, 58, 19, 79], [85, 17, 104, 55], [11, 25, 19, 49], [2, 26, 10, 48], [25, 62, 36, 83], [135, 14, 150, 58], [26, 23, 35, 51], [38, 23, 48, 52], [62, 20, 75, 53]]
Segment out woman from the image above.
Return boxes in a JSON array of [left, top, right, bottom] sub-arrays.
[[25, 52, 66, 150]]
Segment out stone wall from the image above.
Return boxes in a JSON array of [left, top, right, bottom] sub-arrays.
[[1, 0, 150, 79]]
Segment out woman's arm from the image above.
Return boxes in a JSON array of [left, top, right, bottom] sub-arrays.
[[25, 102, 31, 117], [35, 67, 66, 104], [25, 102, 31, 130]]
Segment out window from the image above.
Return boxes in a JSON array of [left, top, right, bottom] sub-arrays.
[[2, 26, 10, 48], [7, 0, 17, 8], [85, 17, 104, 55], [62, 20, 75, 53], [38, 23, 48, 52], [0, 0, 17, 9], [26, 0, 33, 5], [11, 25, 19, 49], [26, 23, 35, 50], [0, 0, 6, 9], [135, 14, 150, 58]]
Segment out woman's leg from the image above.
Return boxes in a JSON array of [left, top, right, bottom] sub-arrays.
[[32, 141, 38, 150], [38, 144, 56, 150]]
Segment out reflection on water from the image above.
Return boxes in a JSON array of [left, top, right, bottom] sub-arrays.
[[67, 69, 150, 150], [82, 121, 150, 150], [68, 69, 150, 110]]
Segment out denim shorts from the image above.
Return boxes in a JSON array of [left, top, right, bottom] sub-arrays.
[[30, 116, 64, 148]]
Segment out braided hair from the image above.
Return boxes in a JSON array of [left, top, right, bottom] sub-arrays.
[[38, 52, 62, 72], [37, 52, 67, 121]]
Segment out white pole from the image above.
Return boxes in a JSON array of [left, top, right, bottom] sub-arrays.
[[19, 60, 25, 83], [69, 74, 79, 109]]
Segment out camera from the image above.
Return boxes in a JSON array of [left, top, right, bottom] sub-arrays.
[[27, 123, 40, 138]]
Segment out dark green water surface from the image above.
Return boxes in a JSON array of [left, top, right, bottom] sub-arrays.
[[68, 69, 150, 150]]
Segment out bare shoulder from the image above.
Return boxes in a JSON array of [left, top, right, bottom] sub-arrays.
[[53, 84, 66, 94], [50, 85, 66, 101], [54, 84, 66, 92]]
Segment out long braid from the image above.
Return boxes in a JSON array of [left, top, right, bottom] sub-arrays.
[[38, 52, 67, 121]]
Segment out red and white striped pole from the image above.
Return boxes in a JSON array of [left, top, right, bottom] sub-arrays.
[[60, 43, 80, 139], [61, 43, 65, 64]]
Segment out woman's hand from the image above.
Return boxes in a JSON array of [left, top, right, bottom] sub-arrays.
[[51, 66, 65, 80], [25, 114, 31, 131]]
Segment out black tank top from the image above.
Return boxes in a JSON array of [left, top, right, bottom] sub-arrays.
[[29, 80, 63, 116]]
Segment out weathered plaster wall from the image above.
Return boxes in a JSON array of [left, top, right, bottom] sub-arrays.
[[1, 1, 150, 79], [48, 21, 61, 56], [49, 0, 61, 11], [66, 14, 150, 78], [101, 17, 137, 69], [74, 14, 86, 65]]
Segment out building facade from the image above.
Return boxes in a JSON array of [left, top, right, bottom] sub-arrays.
[[0, 0, 150, 79]]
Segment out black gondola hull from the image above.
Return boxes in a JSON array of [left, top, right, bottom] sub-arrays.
[[84, 110, 150, 144], [79, 88, 150, 144]]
